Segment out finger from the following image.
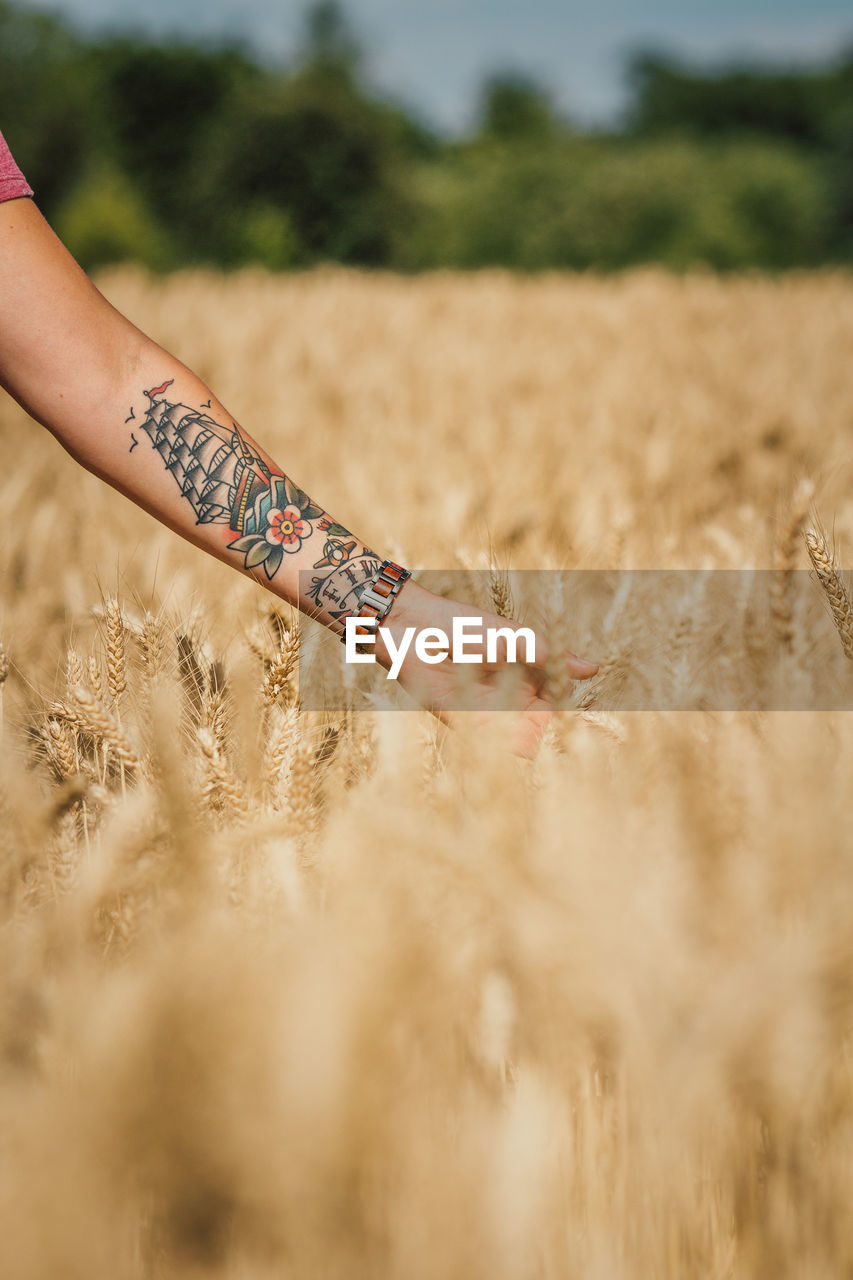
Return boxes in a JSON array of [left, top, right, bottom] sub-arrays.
[[513, 703, 552, 758], [524, 635, 597, 681], [566, 652, 599, 679]]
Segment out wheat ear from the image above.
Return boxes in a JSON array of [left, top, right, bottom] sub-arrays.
[[66, 647, 85, 694], [805, 527, 853, 659], [264, 706, 300, 800], [263, 627, 300, 706], [197, 727, 249, 817], [41, 719, 79, 780], [88, 656, 103, 701], [141, 611, 167, 676], [52, 689, 141, 773], [202, 686, 228, 756], [105, 599, 127, 702], [488, 569, 514, 619]]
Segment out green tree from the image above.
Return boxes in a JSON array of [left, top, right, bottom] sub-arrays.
[[402, 136, 828, 271], [89, 37, 259, 246], [0, 2, 101, 216], [192, 72, 412, 266], [301, 0, 362, 78], [628, 51, 853, 150], [479, 72, 561, 140], [0, 0, 847, 271], [53, 160, 174, 271]]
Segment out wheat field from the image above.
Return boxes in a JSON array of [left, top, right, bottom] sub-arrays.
[[2, 266, 853, 1278]]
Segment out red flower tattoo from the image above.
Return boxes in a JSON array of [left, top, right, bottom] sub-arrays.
[[265, 504, 306, 552]]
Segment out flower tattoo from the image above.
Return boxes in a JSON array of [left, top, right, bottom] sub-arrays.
[[228, 478, 320, 578], [266, 504, 306, 551]]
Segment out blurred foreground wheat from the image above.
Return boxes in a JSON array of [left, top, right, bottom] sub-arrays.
[[2, 267, 853, 1279]]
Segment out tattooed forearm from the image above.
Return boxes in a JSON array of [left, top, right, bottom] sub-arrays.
[[305, 553, 386, 624], [133, 379, 380, 628]]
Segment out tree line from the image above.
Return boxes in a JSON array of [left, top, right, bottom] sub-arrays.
[[2, 0, 852, 272]]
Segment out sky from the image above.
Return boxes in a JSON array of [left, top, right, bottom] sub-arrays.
[[17, 0, 853, 132]]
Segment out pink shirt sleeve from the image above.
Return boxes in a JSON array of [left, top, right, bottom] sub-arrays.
[[0, 129, 34, 203]]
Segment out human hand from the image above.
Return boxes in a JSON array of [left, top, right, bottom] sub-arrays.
[[368, 580, 598, 757]]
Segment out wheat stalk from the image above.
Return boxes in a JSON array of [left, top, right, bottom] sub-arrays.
[[197, 726, 249, 817], [88, 656, 103, 701], [177, 630, 208, 720], [66, 647, 85, 694], [41, 718, 79, 781], [140, 610, 167, 676], [51, 689, 141, 774], [202, 685, 228, 756], [264, 705, 300, 801], [282, 733, 320, 848], [771, 478, 813, 649], [262, 627, 300, 706], [805, 527, 853, 659], [105, 599, 127, 703], [488, 569, 515, 619]]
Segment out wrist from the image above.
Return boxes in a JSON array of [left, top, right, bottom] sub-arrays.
[[334, 558, 420, 668]]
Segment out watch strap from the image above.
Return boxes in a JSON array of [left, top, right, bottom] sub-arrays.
[[340, 559, 411, 648]]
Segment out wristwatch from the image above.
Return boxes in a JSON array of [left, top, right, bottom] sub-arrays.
[[341, 559, 411, 651]]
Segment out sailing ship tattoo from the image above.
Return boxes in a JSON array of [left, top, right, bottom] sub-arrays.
[[133, 380, 381, 619]]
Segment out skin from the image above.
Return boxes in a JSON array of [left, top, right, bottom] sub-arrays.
[[0, 196, 598, 755]]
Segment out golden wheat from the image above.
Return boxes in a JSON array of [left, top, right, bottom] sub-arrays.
[[140, 609, 168, 676], [40, 716, 79, 780], [66, 644, 85, 693], [805, 525, 853, 658], [262, 628, 300, 707], [1, 268, 853, 1279], [264, 704, 301, 801], [488, 568, 515, 619], [87, 654, 103, 700], [197, 724, 250, 817], [771, 477, 814, 649], [51, 687, 141, 774], [105, 597, 128, 702]]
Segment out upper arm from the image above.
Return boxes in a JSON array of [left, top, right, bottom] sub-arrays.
[[0, 197, 147, 441]]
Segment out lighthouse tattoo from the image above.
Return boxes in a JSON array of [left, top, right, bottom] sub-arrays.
[[132, 380, 381, 620]]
